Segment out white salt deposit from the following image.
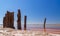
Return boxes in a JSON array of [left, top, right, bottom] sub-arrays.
[[0, 28, 60, 36]]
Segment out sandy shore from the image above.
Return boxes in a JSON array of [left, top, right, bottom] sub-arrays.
[[0, 28, 60, 36]]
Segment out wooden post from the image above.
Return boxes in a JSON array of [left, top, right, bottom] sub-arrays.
[[17, 9, 21, 30], [24, 16, 27, 30], [44, 18, 46, 32]]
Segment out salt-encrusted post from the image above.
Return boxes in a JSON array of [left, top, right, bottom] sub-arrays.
[[44, 18, 46, 32], [24, 16, 27, 30]]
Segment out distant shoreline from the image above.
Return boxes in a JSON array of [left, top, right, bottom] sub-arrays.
[[0, 24, 60, 30]]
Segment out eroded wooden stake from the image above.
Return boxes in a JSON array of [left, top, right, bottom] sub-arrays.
[[44, 18, 46, 32], [24, 16, 27, 30]]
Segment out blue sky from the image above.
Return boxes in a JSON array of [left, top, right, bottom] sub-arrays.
[[0, 0, 60, 24]]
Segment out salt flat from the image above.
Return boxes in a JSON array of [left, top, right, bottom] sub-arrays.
[[0, 28, 60, 36]]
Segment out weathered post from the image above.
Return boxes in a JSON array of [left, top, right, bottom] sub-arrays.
[[3, 17, 5, 28], [44, 18, 46, 32], [3, 11, 15, 29], [24, 16, 27, 30], [17, 9, 21, 30]]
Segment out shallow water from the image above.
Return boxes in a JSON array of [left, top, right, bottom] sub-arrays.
[[0, 24, 60, 29]]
